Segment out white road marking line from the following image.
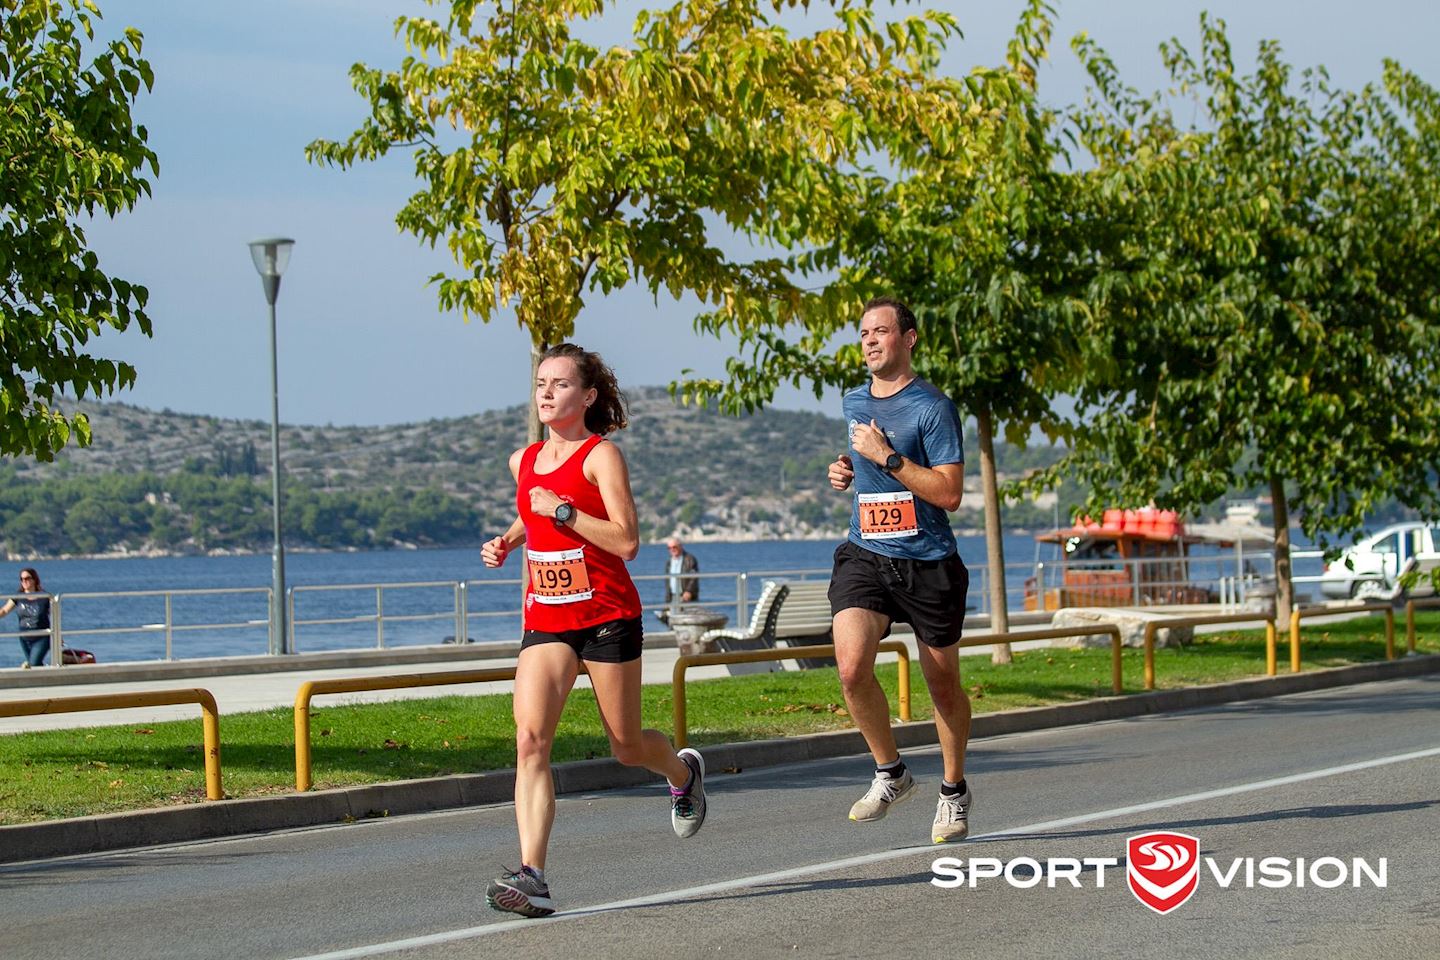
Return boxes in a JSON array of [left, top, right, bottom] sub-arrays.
[[287, 744, 1440, 959]]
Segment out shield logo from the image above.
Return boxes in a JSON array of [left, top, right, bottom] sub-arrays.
[[1127, 832, 1200, 915]]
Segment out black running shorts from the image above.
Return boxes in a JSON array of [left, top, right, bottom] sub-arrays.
[[521, 615, 644, 663], [827, 541, 969, 648]]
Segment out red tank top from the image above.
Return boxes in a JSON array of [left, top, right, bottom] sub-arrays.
[[518, 434, 642, 632]]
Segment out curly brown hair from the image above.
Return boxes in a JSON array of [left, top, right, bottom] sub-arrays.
[[541, 343, 629, 435]]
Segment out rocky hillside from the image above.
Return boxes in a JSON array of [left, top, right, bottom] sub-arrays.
[[2, 390, 1065, 556]]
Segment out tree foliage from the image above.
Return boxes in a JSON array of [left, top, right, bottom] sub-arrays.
[[1048, 16, 1440, 621], [0, 0, 157, 459], [307, 0, 963, 438], [676, 1, 1089, 652]]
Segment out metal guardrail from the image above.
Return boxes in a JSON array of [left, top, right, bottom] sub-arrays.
[[671, 641, 911, 749], [960, 625, 1126, 695], [1289, 602, 1397, 671], [0, 689, 223, 799], [12, 587, 271, 666], [289, 580, 466, 652], [292, 664, 582, 791], [1140, 614, 1278, 690], [11, 543, 1328, 662], [1404, 597, 1440, 654]]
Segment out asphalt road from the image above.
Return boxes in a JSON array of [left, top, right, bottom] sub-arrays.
[[3, 675, 1437, 960]]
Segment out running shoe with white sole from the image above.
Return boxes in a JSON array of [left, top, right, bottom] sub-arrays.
[[486, 866, 555, 918], [848, 768, 917, 822], [932, 783, 973, 843], [671, 747, 707, 838]]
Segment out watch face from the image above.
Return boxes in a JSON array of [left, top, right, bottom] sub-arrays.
[[555, 503, 574, 523], [885, 453, 903, 472]]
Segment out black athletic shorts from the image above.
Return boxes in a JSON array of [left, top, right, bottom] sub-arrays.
[[521, 616, 644, 663], [828, 540, 969, 648]]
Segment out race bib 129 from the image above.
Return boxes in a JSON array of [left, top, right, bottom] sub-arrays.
[[858, 491, 920, 539]]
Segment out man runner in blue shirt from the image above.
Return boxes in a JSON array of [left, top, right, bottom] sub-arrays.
[[826, 296, 973, 843]]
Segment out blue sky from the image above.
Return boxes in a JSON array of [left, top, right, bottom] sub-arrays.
[[83, 0, 1437, 427]]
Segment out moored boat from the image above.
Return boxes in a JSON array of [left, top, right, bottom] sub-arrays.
[[1024, 508, 1217, 611]]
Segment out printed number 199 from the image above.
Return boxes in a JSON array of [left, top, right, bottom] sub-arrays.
[[538, 568, 573, 590]]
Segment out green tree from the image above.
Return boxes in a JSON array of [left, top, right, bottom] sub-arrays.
[[680, 2, 1077, 659], [0, 0, 157, 459], [1049, 17, 1440, 624], [307, 0, 961, 442]]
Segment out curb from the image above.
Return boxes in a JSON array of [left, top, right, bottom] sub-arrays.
[[3, 654, 1437, 864]]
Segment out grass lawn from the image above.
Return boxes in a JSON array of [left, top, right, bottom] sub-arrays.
[[1, 612, 1434, 824]]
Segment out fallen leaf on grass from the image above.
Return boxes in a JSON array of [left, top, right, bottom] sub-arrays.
[[382, 739, 407, 750], [132, 729, 154, 735], [320, 728, 333, 737], [780, 703, 849, 716]]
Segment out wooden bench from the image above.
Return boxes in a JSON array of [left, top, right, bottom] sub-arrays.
[[772, 580, 834, 645], [704, 581, 789, 655], [702, 579, 836, 670], [701, 581, 789, 675]]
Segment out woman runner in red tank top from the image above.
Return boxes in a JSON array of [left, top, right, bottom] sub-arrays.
[[479, 343, 707, 919]]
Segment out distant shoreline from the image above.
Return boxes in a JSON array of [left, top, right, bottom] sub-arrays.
[[3, 526, 1045, 563]]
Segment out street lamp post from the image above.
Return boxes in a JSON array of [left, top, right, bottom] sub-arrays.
[[248, 237, 295, 656]]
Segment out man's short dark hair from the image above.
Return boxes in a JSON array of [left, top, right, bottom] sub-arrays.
[[862, 295, 917, 335]]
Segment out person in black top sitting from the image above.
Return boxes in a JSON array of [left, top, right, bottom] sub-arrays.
[[1, 567, 51, 668]]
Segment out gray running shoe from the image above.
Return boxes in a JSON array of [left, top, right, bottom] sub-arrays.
[[671, 747, 707, 838], [486, 866, 555, 918], [932, 783, 973, 843], [849, 768, 916, 822]]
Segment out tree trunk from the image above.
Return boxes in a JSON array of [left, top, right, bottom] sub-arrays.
[[1269, 473, 1294, 629], [522, 341, 547, 605], [527, 341, 545, 444], [977, 405, 1012, 663]]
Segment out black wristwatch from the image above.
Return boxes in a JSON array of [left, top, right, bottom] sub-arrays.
[[883, 452, 904, 473], [553, 503, 575, 525]]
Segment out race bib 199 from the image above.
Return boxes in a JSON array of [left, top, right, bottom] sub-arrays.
[[527, 547, 594, 604], [858, 491, 919, 539]]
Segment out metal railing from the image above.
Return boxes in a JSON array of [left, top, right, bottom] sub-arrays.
[[1139, 614, 1278, 690], [1289, 602, 1397, 671], [1404, 597, 1440, 654], [5, 546, 1334, 664], [0, 688, 223, 799], [14, 587, 272, 666], [289, 580, 467, 652], [671, 640, 911, 749], [293, 665, 587, 790]]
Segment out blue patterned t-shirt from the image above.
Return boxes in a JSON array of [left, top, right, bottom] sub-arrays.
[[843, 378, 964, 561]]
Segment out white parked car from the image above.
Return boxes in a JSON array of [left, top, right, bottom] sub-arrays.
[[1319, 522, 1440, 599]]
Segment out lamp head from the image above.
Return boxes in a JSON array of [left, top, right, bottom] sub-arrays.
[[248, 237, 295, 305]]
